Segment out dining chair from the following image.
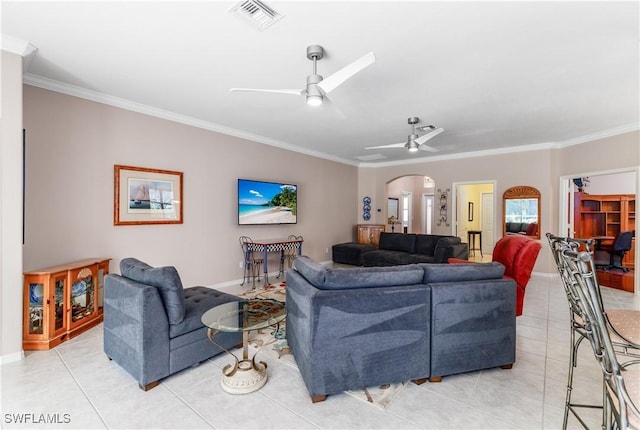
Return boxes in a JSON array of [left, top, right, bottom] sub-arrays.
[[555, 243, 639, 429], [547, 234, 640, 429], [239, 236, 263, 289], [279, 235, 302, 278]]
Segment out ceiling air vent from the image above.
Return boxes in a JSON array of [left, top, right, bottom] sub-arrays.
[[229, 0, 283, 31]]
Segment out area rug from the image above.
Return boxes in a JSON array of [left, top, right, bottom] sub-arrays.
[[237, 282, 407, 409]]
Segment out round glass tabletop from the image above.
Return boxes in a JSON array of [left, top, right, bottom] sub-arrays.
[[201, 299, 286, 333]]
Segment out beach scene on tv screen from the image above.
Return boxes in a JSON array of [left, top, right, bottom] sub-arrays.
[[238, 180, 297, 225]]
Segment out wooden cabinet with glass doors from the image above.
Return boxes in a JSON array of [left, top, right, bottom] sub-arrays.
[[23, 258, 110, 350]]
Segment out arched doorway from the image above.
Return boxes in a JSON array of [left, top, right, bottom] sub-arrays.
[[386, 175, 436, 234]]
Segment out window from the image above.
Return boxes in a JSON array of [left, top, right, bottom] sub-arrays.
[[402, 193, 411, 229]]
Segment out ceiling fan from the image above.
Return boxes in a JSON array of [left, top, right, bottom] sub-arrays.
[[230, 45, 375, 108], [366, 117, 444, 153]]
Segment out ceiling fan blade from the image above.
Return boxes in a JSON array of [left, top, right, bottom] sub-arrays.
[[317, 51, 375, 94], [229, 88, 303, 96], [415, 127, 444, 145], [418, 144, 439, 152], [365, 141, 405, 150], [321, 95, 346, 120]]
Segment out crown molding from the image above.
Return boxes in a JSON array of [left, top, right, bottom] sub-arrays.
[[22, 74, 637, 170], [358, 124, 639, 168], [1, 34, 37, 57], [22, 73, 360, 167]]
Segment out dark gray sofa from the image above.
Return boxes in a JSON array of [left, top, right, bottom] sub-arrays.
[[103, 258, 242, 390], [362, 232, 469, 266], [286, 256, 516, 402]]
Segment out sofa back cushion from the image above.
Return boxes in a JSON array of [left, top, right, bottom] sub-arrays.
[[379, 232, 416, 253], [414, 235, 442, 256], [421, 262, 505, 283], [293, 256, 424, 290], [433, 236, 462, 261], [120, 258, 186, 324]]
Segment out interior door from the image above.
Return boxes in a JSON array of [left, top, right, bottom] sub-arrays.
[[481, 192, 494, 255]]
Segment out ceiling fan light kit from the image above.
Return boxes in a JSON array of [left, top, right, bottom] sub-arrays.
[[305, 72, 324, 107], [407, 135, 420, 152], [365, 117, 444, 154]]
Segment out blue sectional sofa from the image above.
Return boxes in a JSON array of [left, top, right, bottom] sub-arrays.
[[285, 256, 516, 402], [362, 232, 469, 267], [103, 258, 242, 390]]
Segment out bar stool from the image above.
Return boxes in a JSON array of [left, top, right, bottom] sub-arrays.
[[467, 230, 482, 257], [554, 242, 640, 429], [546, 234, 640, 430]]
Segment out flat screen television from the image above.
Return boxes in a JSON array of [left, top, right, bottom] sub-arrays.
[[238, 179, 297, 225]]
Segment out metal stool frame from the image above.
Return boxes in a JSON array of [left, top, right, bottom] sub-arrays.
[[239, 236, 263, 289], [554, 241, 640, 429], [547, 234, 640, 429]]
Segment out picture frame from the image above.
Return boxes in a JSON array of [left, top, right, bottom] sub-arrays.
[[468, 201, 474, 222], [114, 165, 183, 225]]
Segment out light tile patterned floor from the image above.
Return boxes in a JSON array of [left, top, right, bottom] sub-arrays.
[[1, 275, 638, 429]]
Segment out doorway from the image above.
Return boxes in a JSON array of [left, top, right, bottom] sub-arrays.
[[453, 181, 496, 258], [386, 175, 435, 234], [559, 168, 639, 294]]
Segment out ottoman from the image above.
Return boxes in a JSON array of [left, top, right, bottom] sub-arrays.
[[332, 242, 376, 266]]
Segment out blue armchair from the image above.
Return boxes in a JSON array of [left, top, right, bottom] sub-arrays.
[[103, 258, 242, 390]]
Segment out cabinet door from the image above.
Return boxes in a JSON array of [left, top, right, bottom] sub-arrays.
[[96, 260, 109, 313], [50, 272, 67, 338], [369, 226, 384, 246], [68, 265, 98, 330], [24, 275, 49, 341]]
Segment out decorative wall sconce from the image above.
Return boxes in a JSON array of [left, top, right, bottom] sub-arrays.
[[437, 188, 450, 226]]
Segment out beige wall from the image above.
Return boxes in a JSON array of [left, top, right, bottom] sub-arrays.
[[1, 51, 25, 360], [3, 83, 638, 363], [22, 86, 357, 287], [358, 137, 640, 275]]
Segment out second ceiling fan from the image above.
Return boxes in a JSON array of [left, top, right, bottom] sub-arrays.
[[367, 117, 444, 153], [230, 45, 375, 108]]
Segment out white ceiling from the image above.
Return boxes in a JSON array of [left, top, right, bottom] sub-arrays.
[[3, 1, 639, 166]]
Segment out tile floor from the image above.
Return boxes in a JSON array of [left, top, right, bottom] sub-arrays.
[[1, 272, 639, 429]]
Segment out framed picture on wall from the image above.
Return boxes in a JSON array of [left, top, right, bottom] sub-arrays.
[[114, 165, 183, 225], [468, 202, 474, 222]]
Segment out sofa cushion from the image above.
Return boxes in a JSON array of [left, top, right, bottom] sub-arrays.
[[293, 256, 326, 286], [409, 254, 436, 264], [433, 237, 462, 262], [421, 262, 505, 283], [379, 233, 416, 253], [363, 250, 415, 266], [294, 256, 424, 289], [169, 286, 240, 339], [120, 258, 186, 325], [414, 234, 442, 256]]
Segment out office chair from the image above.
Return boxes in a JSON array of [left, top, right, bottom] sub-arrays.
[[600, 231, 633, 272]]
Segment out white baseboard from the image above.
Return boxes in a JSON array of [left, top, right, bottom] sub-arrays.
[[532, 271, 558, 278], [0, 350, 25, 365]]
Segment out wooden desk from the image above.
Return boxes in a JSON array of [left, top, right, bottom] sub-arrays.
[[591, 236, 614, 249], [248, 238, 303, 284]]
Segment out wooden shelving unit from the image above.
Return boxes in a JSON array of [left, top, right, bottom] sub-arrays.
[[574, 193, 635, 269]]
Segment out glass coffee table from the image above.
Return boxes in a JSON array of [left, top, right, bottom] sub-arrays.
[[201, 299, 286, 394]]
